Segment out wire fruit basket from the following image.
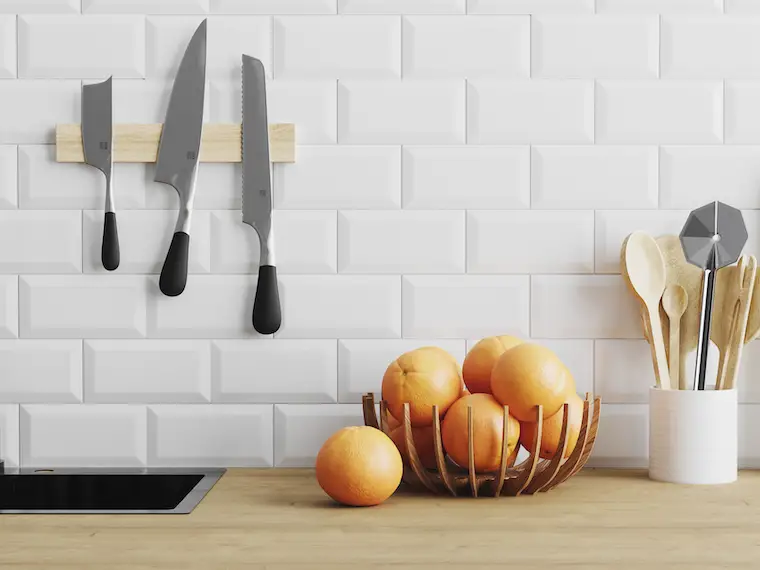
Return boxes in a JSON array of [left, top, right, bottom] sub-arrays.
[[362, 392, 601, 497]]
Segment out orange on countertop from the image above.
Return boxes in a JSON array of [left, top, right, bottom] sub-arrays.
[[520, 393, 584, 460], [316, 426, 402, 507], [463, 335, 523, 395], [441, 393, 520, 472], [491, 343, 575, 422], [382, 347, 462, 427]]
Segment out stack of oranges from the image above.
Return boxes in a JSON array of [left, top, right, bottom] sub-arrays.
[[315, 336, 582, 506]]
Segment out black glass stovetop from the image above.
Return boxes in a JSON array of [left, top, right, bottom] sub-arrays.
[[0, 468, 225, 514]]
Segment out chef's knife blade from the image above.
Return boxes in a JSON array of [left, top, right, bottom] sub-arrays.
[[82, 77, 119, 271], [243, 54, 281, 334], [155, 19, 207, 297]]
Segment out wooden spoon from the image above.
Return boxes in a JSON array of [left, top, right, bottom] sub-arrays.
[[662, 284, 688, 390], [726, 256, 757, 390], [622, 232, 671, 390]]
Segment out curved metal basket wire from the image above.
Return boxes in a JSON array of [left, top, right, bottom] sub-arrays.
[[362, 392, 601, 497]]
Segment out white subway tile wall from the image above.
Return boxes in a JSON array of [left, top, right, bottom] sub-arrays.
[[1, 3, 759, 470]]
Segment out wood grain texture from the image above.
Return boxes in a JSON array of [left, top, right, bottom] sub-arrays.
[[56, 123, 296, 163], [4, 469, 760, 569]]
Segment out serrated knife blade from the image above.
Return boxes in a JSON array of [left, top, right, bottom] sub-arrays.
[[154, 19, 207, 297], [82, 77, 119, 271], [243, 54, 281, 335]]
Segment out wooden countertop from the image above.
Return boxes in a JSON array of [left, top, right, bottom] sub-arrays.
[[3, 469, 760, 569]]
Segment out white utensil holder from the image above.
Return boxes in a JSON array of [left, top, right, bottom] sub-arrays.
[[649, 387, 737, 485]]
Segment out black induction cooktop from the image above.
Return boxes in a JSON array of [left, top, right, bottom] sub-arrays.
[[0, 467, 225, 514]]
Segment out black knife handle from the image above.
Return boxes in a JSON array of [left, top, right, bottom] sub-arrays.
[[101, 212, 120, 271], [253, 265, 281, 334], [159, 232, 189, 297]]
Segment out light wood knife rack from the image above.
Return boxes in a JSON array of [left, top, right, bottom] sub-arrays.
[[55, 123, 296, 164]]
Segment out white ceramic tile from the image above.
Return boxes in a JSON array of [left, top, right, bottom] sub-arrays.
[[0, 276, 18, 339], [83, 210, 211, 274], [0, 405, 19, 467], [586, 404, 648, 468], [660, 146, 760, 209], [113, 79, 210, 123], [596, 80, 723, 143], [469, 0, 594, 13], [532, 15, 658, 79], [0, 340, 82, 403], [403, 275, 529, 338], [739, 405, 760, 467], [597, 0, 722, 13], [594, 210, 689, 273], [84, 340, 211, 403], [0, 211, 81, 273], [18, 145, 146, 209], [0, 0, 79, 12], [467, 210, 594, 274], [210, 80, 337, 143], [148, 405, 273, 466], [403, 16, 529, 79], [277, 275, 401, 338], [339, 80, 466, 144], [274, 404, 363, 467], [338, 210, 465, 274], [20, 404, 147, 467], [213, 0, 336, 13], [19, 276, 148, 339], [402, 146, 529, 209], [0, 16, 15, 78], [275, 16, 400, 79], [147, 275, 268, 339], [84, 0, 210, 13], [531, 275, 642, 339], [341, 0, 463, 13], [728, 0, 760, 12], [212, 340, 337, 403], [145, 163, 241, 210], [0, 81, 79, 144], [468, 80, 594, 144], [274, 146, 401, 209], [0, 145, 16, 209], [662, 17, 760, 79], [338, 339, 466, 403], [725, 81, 760, 143], [532, 146, 659, 210], [595, 340, 653, 404], [210, 210, 337, 274], [147, 15, 272, 79], [18, 15, 145, 78]]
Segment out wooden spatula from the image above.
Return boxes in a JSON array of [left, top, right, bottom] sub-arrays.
[[725, 256, 757, 390], [715, 257, 746, 389], [621, 232, 671, 390]]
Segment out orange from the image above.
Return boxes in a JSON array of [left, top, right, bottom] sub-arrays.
[[382, 347, 462, 427], [390, 424, 438, 470], [460, 387, 470, 398], [520, 393, 584, 459], [491, 343, 575, 422], [463, 336, 523, 394], [316, 426, 402, 507], [441, 393, 520, 472]]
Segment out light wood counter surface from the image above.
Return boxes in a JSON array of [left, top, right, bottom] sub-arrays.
[[3, 469, 760, 569]]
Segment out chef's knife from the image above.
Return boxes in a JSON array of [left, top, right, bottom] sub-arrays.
[[82, 77, 118, 271], [155, 19, 207, 297], [243, 55, 281, 334]]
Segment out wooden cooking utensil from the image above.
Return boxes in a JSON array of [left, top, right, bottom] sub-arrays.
[[621, 232, 671, 390], [654, 235, 702, 387], [662, 284, 688, 390], [726, 256, 757, 390], [744, 271, 760, 343], [715, 257, 746, 389]]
